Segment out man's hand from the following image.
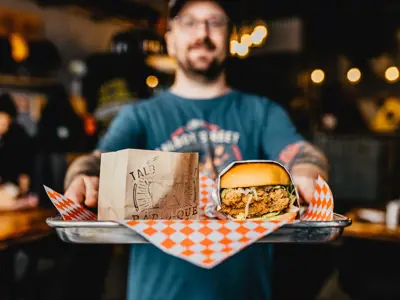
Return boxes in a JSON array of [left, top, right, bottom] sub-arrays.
[[64, 175, 99, 208], [63, 152, 101, 207], [292, 175, 316, 204], [279, 141, 329, 204]]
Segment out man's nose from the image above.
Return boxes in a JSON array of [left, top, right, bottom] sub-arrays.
[[194, 21, 210, 39]]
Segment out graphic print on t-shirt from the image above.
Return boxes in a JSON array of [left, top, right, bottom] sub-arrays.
[[155, 119, 242, 179]]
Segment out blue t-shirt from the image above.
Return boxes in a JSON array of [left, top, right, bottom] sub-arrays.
[[97, 90, 303, 300]]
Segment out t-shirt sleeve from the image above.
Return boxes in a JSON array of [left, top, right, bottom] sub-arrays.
[[261, 100, 304, 160], [96, 103, 145, 152]]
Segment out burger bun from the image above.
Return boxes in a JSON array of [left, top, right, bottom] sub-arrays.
[[220, 163, 290, 189]]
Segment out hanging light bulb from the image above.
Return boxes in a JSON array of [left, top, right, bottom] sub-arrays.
[[385, 66, 399, 82], [236, 43, 249, 57], [347, 68, 361, 84], [251, 25, 268, 45], [241, 34, 252, 47], [310, 69, 325, 84]]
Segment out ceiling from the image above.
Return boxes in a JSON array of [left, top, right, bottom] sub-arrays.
[[28, 0, 400, 23], [27, 0, 400, 58]]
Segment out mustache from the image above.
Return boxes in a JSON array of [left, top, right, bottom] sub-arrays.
[[188, 38, 216, 51]]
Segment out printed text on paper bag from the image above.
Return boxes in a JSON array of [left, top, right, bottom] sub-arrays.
[[129, 156, 198, 220]]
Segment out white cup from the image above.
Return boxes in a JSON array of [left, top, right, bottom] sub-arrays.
[[386, 200, 400, 229]]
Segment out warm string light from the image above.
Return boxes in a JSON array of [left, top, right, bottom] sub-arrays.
[[230, 23, 268, 58], [347, 68, 361, 84], [308, 67, 364, 85], [385, 66, 399, 82], [310, 69, 325, 84], [305, 60, 400, 86]]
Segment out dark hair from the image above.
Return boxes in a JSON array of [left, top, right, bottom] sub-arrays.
[[0, 93, 17, 119]]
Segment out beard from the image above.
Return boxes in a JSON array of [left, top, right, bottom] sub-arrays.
[[177, 37, 227, 82]]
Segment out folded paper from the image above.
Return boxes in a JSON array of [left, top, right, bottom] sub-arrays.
[[120, 218, 289, 268], [301, 175, 334, 221], [44, 173, 333, 268], [44, 186, 96, 221]]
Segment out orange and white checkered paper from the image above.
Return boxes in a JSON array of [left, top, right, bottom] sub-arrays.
[[44, 185, 97, 221], [44, 174, 333, 268], [120, 218, 289, 268], [301, 175, 334, 221]]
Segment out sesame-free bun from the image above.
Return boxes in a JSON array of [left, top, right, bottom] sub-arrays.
[[220, 163, 290, 189]]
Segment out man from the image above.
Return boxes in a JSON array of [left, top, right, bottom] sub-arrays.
[[64, 1, 328, 299]]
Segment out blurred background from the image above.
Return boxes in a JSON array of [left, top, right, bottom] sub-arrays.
[[1, 0, 400, 299]]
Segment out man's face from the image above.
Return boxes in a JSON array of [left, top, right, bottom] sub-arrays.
[[0, 112, 11, 136], [166, 1, 230, 81]]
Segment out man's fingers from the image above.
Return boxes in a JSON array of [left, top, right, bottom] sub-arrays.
[[82, 176, 99, 207], [64, 175, 99, 208], [64, 176, 86, 204], [297, 185, 313, 204], [295, 185, 306, 205], [293, 176, 315, 204], [298, 187, 312, 203]]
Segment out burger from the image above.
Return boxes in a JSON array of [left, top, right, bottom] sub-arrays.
[[218, 162, 298, 220]]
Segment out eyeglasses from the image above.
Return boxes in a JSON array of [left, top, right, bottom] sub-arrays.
[[173, 15, 229, 32]]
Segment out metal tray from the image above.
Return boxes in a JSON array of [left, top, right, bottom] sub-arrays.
[[46, 213, 351, 244]]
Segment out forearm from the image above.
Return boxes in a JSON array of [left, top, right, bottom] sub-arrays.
[[278, 141, 329, 180], [64, 152, 101, 189]]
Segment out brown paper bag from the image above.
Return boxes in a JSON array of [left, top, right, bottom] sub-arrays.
[[98, 149, 199, 221]]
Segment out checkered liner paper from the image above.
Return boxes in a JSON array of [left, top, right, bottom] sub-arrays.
[[44, 174, 333, 269]]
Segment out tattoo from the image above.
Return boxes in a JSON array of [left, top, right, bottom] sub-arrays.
[[279, 141, 328, 175], [64, 154, 101, 189]]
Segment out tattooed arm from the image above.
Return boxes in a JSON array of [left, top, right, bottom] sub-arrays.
[[279, 141, 329, 180], [278, 141, 329, 203]]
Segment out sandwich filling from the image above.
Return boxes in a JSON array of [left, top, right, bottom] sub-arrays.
[[220, 185, 296, 220]]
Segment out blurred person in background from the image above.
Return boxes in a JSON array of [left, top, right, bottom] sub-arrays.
[[63, 1, 329, 300], [34, 85, 113, 300], [0, 92, 38, 211]]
